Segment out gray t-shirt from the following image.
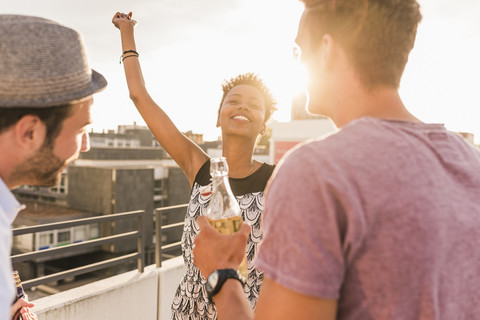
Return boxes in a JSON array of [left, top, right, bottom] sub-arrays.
[[256, 117, 480, 320]]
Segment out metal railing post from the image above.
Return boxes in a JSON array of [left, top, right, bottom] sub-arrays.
[[155, 209, 162, 268], [137, 211, 145, 273]]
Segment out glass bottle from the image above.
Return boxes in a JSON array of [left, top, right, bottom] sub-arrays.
[[12, 271, 38, 320], [205, 157, 248, 278]]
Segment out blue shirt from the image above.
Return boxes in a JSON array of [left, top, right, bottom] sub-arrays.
[[0, 178, 24, 320]]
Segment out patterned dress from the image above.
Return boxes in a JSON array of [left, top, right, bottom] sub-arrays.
[[171, 159, 275, 320]]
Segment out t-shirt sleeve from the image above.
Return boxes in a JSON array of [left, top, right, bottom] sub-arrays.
[[255, 145, 350, 299]]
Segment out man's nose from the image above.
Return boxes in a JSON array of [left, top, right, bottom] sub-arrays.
[[81, 131, 90, 152]]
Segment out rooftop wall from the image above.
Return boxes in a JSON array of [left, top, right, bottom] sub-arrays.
[[33, 257, 186, 320]]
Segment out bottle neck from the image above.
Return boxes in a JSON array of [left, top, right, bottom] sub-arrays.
[[13, 271, 26, 300], [211, 175, 230, 192]]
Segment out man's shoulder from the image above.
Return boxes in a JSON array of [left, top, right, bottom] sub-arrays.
[[283, 118, 382, 160], [278, 116, 450, 174]]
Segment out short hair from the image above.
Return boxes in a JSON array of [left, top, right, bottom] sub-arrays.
[[0, 105, 75, 147], [218, 73, 277, 123], [300, 0, 422, 89]]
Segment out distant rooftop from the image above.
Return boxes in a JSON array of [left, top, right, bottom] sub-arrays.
[[12, 199, 95, 225], [72, 159, 177, 169]]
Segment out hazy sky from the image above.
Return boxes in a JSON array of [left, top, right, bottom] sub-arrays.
[[3, 0, 480, 142]]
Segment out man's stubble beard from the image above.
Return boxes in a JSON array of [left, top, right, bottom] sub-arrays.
[[11, 144, 66, 187]]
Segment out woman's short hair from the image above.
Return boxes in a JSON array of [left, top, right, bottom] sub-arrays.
[[218, 73, 277, 123]]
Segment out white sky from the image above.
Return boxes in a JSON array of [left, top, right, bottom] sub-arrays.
[[3, 0, 480, 143]]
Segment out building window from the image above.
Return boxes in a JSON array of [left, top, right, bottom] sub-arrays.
[[38, 232, 54, 250], [88, 224, 99, 239], [154, 179, 164, 196], [154, 179, 163, 190], [73, 227, 87, 243], [49, 173, 67, 194], [57, 229, 71, 246]]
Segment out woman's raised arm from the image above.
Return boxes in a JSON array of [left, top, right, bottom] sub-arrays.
[[112, 12, 209, 186]]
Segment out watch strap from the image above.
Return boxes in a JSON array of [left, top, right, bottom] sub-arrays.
[[207, 268, 245, 302]]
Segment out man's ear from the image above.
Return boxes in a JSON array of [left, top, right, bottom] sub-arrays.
[[320, 34, 334, 68], [14, 115, 47, 151], [321, 34, 346, 72]]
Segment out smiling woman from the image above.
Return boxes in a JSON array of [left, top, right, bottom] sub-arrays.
[[112, 11, 281, 319]]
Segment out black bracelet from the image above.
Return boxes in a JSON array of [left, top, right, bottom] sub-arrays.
[[123, 49, 138, 55], [121, 54, 139, 62]]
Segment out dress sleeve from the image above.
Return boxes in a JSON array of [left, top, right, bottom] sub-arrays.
[[255, 145, 349, 299], [192, 159, 211, 191]]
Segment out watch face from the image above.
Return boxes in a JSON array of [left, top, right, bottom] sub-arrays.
[[206, 271, 219, 293]]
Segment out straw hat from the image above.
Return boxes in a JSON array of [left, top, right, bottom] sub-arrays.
[[0, 15, 107, 108]]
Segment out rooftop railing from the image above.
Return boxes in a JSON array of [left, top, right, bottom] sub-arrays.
[[12, 210, 146, 290], [155, 204, 188, 267]]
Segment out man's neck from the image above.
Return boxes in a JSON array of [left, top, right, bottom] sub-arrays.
[[331, 85, 421, 128]]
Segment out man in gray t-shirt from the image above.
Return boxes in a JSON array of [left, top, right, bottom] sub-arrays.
[[257, 117, 480, 319], [192, 1, 480, 319]]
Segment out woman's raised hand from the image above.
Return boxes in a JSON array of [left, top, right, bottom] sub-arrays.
[[112, 11, 136, 29]]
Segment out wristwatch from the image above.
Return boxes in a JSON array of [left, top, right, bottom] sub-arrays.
[[206, 268, 245, 302]]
